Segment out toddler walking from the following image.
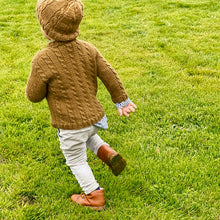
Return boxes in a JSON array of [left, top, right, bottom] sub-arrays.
[[26, 0, 136, 210]]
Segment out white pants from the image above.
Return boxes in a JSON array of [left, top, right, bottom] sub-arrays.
[[58, 126, 107, 194]]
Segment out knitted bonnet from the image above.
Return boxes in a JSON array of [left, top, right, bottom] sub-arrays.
[[36, 0, 84, 41]]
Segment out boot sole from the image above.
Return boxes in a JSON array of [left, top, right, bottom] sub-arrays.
[[109, 153, 127, 176], [86, 205, 106, 211]]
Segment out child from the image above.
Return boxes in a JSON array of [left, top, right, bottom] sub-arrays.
[[26, 0, 137, 211]]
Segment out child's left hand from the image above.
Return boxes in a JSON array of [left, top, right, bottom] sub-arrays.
[[118, 102, 137, 117]]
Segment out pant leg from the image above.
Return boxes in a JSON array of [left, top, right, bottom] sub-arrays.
[[58, 126, 99, 195], [86, 131, 108, 155]]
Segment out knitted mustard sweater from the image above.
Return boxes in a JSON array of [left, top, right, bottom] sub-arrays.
[[26, 39, 128, 129]]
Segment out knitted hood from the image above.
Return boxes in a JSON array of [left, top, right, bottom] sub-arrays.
[[36, 0, 84, 41]]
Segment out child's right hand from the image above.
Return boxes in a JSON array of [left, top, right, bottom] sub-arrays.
[[118, 102, 137, 117]]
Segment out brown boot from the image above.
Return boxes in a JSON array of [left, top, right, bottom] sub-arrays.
[[97, 145, 127, 176], [71, 188, 105, 211]]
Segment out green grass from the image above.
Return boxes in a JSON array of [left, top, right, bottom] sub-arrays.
[[0, 0, 219, 219]]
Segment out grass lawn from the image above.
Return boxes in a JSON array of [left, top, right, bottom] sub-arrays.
[[0, 0, 219, 219]]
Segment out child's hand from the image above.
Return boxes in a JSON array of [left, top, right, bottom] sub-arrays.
[[118, 102, 137, 117]]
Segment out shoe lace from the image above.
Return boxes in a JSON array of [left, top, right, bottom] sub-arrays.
[[80, 192, 86, 198]]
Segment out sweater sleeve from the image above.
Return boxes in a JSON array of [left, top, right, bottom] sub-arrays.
[[96, 50, 128, 103], [26, 60, 47, 103]]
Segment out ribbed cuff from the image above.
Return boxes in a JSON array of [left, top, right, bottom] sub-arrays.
[[115, 98, 131, 109]]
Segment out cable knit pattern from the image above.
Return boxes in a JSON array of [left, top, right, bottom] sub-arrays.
[[76, 41, 97, 121], [26, 39, 128, 129]]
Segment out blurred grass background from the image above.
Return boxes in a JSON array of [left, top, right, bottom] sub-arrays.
[[0, 0, 219, 219]]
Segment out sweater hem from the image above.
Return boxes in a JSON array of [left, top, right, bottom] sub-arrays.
[[51, 112, 105, 130]]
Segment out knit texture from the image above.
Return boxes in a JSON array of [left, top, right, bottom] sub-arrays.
[[36, 0, 84, 41], [26, 40, 128, 129]]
